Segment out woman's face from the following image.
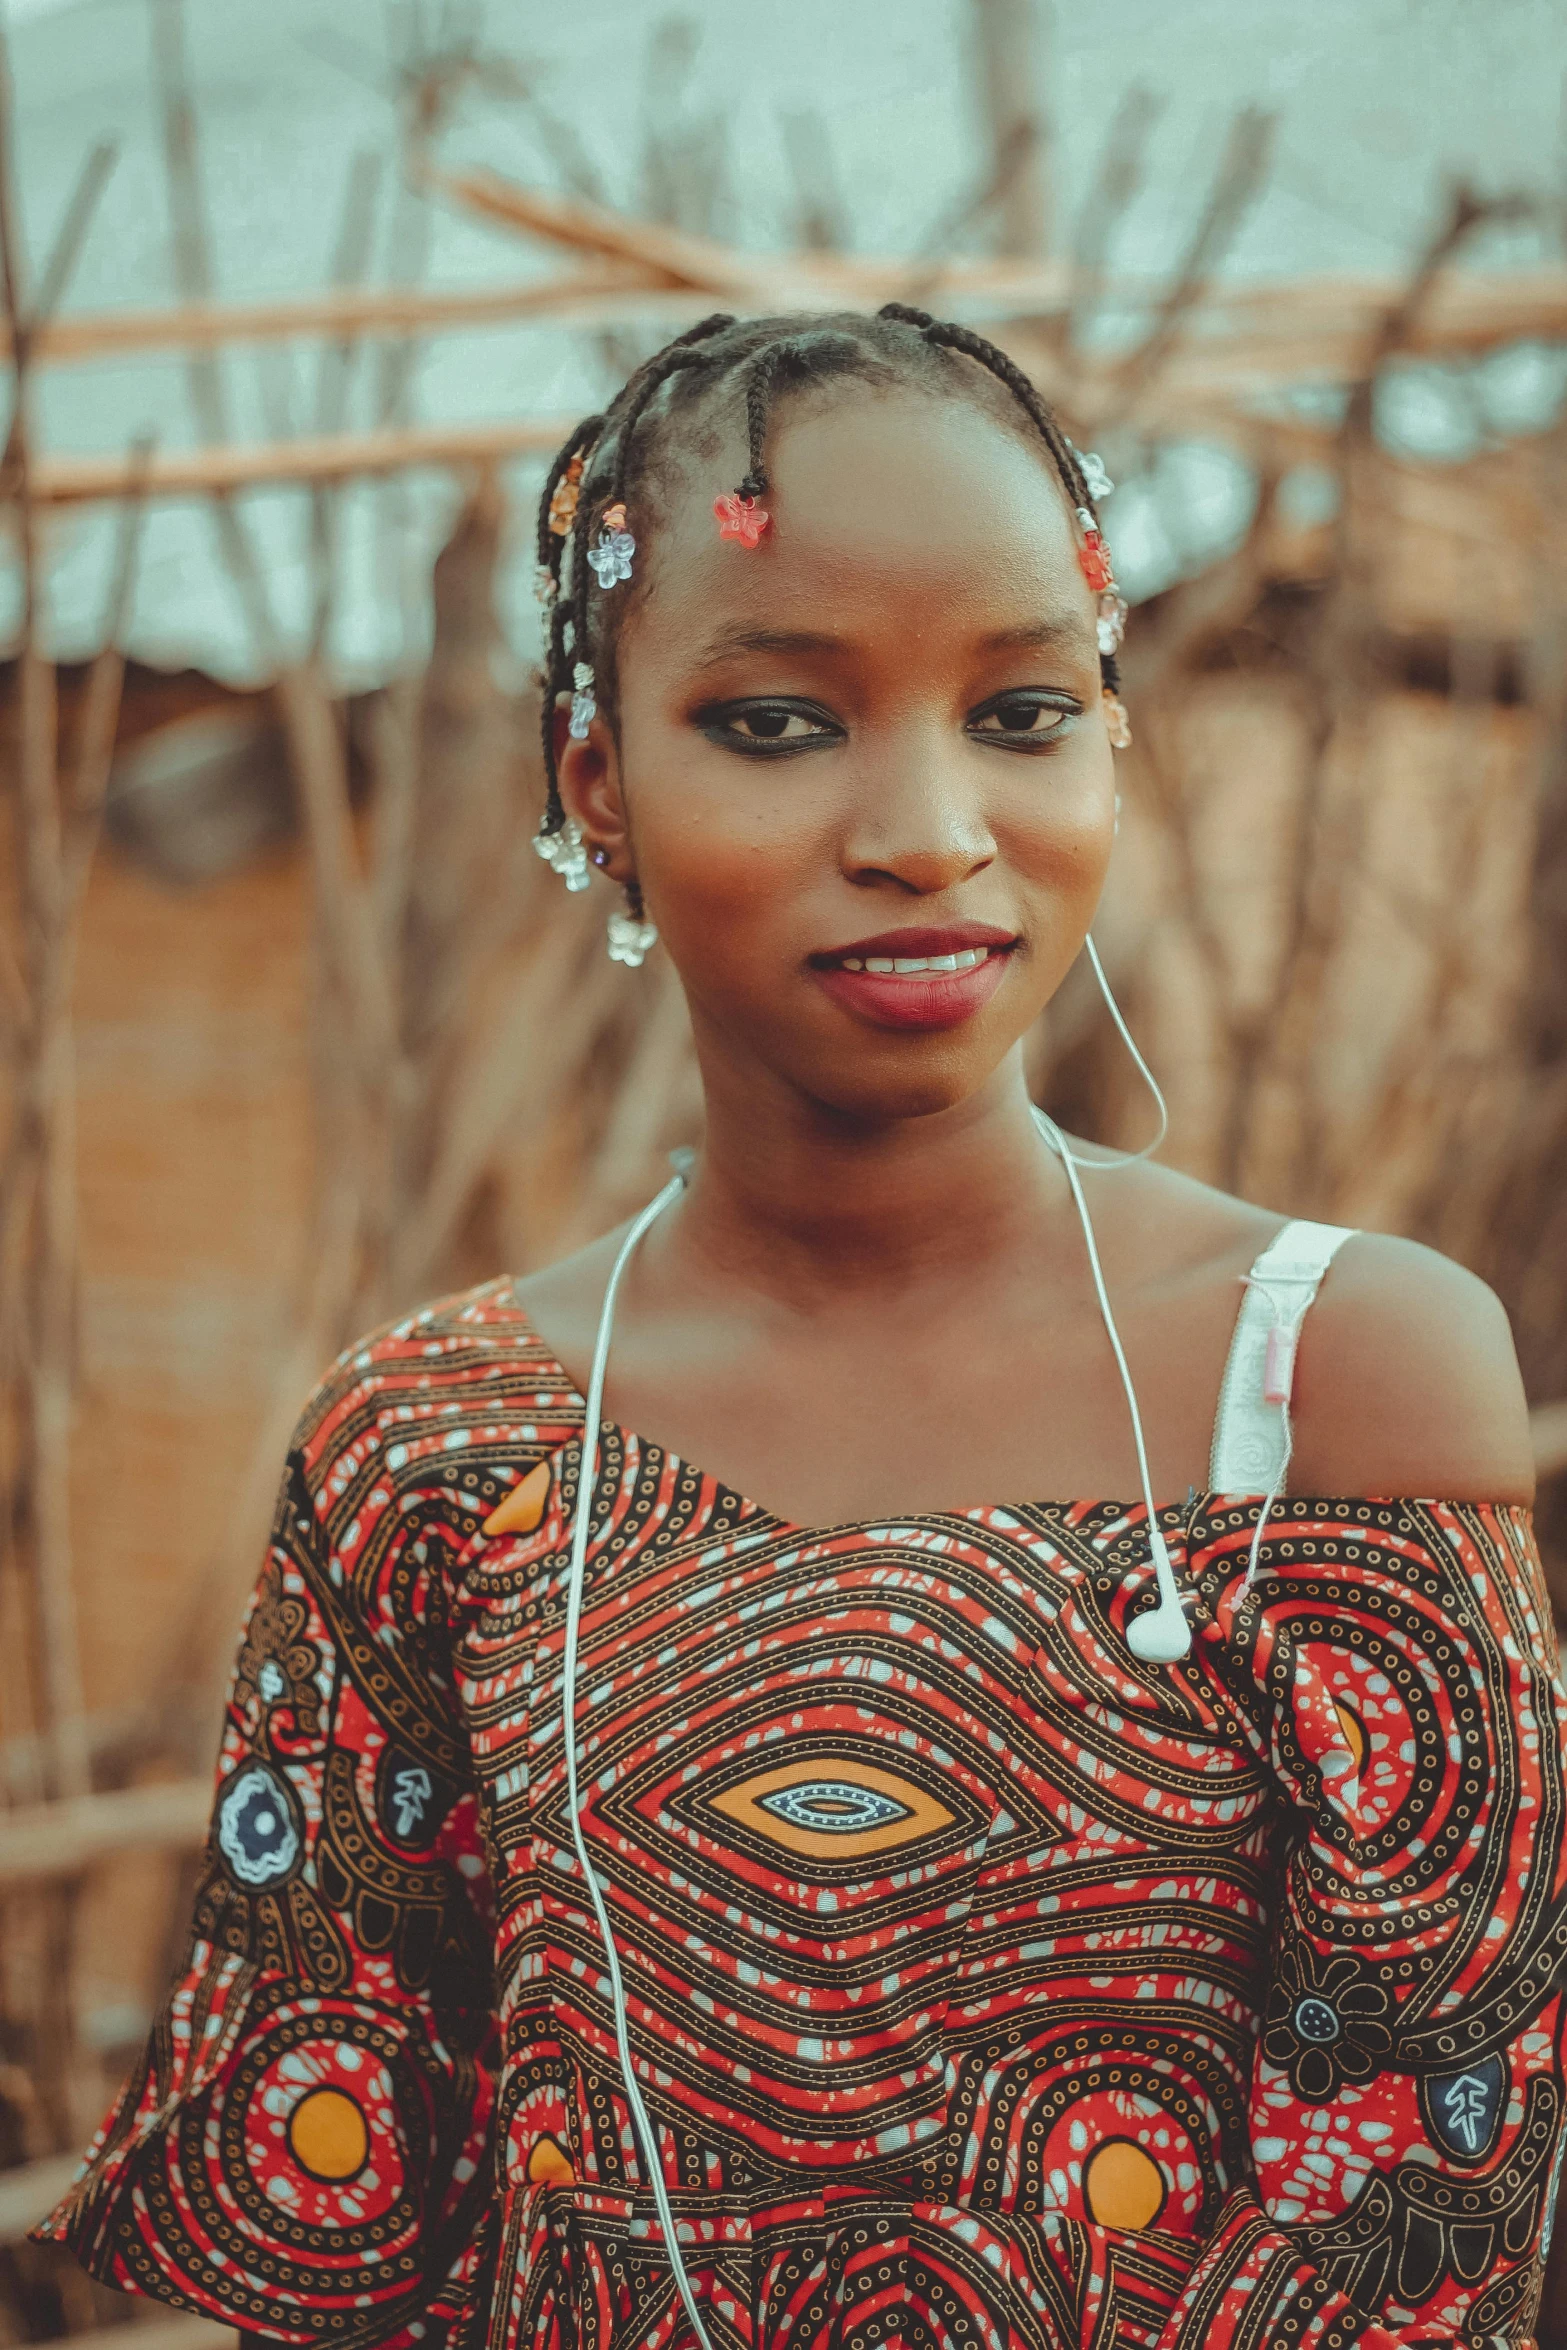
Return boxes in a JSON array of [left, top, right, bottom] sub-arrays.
[[557, 385, 1116, 1124]]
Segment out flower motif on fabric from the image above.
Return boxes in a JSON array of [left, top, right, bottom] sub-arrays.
[[216, 1759, 304, 1890], [714, 492, 771, 549], [234, 1559, 323, 1744], [588, 503, 635, 588], [1264, 1939, 1394, 2102]]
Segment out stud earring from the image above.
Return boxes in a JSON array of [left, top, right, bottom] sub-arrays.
[[607, 880, 658, 967]]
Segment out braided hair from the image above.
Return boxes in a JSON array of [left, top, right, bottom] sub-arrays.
[[535, 304, 1122, 838]]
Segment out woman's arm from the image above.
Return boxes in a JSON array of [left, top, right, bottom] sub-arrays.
[[34, 1345, 500, 2344], [1286, 1232, 1537, 1504], [1169, 1474, 1567, 2346]]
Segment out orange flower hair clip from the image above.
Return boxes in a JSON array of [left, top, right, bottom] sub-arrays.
[[548, 454, 584, 538]]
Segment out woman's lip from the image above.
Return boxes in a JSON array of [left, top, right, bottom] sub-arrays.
[[813, 949, 1013, 1033], [809, 922, 1017, 963]]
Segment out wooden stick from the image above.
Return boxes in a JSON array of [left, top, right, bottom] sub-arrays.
[[273, 664, 402, 1084], [1103, 105, 1276, 422], [1534, 1400, 1567, 1480], [0, 2150, 85, 2242], [417, 160, 759, 292], [0, 16, 92, 1808], [969, 0, 1052, 260], [28, 140, 117, 327], [0, 1777, 210, 1891], [29, 415, 578, 504]]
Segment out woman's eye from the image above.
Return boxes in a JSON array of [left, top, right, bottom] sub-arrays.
[[731, 709, 822, 741], [971, 695, 1073, 742], [700, 702, 840, 752]]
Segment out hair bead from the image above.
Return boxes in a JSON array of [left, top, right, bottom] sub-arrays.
[[714, 493, 771, 548]]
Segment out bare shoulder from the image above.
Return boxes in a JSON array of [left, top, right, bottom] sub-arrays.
[[1289, 1231, 1534, 1504]]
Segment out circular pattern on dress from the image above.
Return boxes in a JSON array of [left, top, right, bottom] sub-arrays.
[[1083, 2137, 1168, 2230], [216, 1760, 303, 1889], [287, 2086, 370, 2183], [246, 2036, 401, 2227]]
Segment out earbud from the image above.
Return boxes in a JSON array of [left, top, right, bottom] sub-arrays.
[[1125, 1525, 1192, 1663]]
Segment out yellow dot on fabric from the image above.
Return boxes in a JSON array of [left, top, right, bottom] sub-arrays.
[[483, 1459, 552, 1538], [288, 2086, 369, 2182], [1334, 1702, 1366, 1777], [527, 2134, 574, 2184], [1083, 2138, 1166, 2230]]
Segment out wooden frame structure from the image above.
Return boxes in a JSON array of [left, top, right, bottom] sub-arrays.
[[5, 8, 1567, 2337]]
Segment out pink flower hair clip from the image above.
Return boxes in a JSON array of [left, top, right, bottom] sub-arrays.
[[714, 491, 771, 549], [1076, 506, 1116, 595]]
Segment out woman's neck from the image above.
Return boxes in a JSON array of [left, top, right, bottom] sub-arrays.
[[650, 1046, 1072, 1317]]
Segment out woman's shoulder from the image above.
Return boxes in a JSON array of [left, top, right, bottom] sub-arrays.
[[1288, 1229, 1535, 1504], [1118, 1161, 1534, 1505], [290, 1274, 584, 1484]]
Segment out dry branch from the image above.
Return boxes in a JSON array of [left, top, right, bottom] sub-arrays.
[[28, 416, 575, 504], [0, 2151, 82, 2240], [1534, 1403, 1567, 1482], [11, 259, 1565, 371], [0, 1778, 209, 1891]]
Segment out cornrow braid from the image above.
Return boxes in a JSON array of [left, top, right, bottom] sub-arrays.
[[536, 411, 604, 582], [878, 305, 1120, 690], [537, 313, 742, 834], [535, 303, 1128, 837], [736, 341, 791, 501]]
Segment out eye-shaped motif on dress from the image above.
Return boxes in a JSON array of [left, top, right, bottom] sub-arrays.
[[710, 1756, 955, 1860]]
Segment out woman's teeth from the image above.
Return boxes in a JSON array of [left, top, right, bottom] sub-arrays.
[[838, 947, 991, 975]]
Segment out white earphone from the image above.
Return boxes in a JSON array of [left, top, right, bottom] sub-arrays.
[[556, 934, 1182, 2341]]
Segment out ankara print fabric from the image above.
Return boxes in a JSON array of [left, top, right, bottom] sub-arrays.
[[38, 1280, 1567, 2350]]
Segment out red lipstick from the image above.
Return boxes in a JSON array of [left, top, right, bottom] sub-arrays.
[[808, 923, 1018, 1034]]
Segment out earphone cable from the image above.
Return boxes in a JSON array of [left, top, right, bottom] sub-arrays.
[[1032, 1107, 1191, 1661], [560, 1171, 717, 2350], [1083, 936, 1169, 1167]]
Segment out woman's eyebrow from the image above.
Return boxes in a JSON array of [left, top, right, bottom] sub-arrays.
[[689, 624, 845, 669], [689, 617, 1095, 670], [976, 618, 1097, 656]]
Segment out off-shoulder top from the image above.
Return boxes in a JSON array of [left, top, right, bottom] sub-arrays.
[[37, 1257, 1567, 2350]]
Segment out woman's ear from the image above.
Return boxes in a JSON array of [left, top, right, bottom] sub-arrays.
[[553, 696, 632, 879]]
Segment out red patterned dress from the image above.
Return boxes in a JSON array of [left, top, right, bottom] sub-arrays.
[[40, 1279, 1567, 2348]]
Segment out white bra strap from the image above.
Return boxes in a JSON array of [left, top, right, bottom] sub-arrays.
[[1209, 1219, 1358, 1496]]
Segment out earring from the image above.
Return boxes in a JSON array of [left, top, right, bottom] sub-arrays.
[[607, 880, 658, 968], [533, 814, 590, 892]]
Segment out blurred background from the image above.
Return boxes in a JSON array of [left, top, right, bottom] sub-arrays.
[[3, 0, 1567, 2340]]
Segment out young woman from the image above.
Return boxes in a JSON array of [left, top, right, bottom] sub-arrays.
[[42, 309, 1566, 2350]]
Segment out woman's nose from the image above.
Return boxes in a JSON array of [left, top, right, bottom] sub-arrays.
[[841, 740, 996, 895]]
